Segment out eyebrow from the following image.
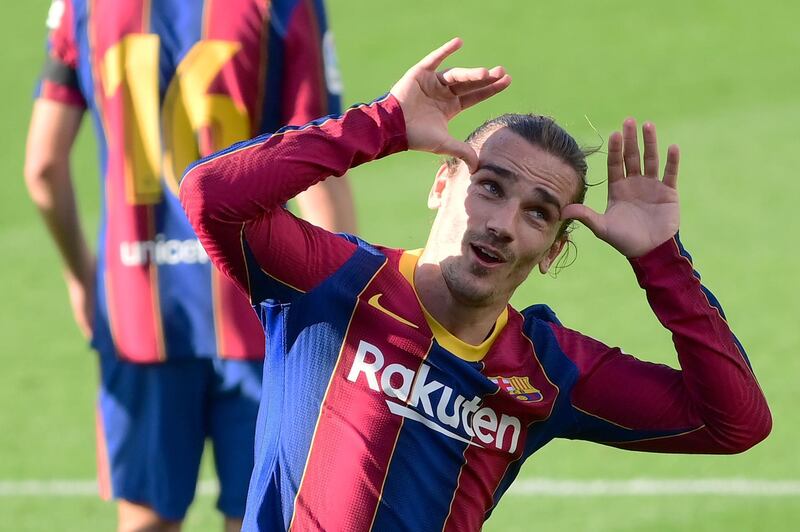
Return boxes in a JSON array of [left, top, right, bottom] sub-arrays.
[[479, 163, 564, 212], [480, 163, 517, 182], [533, 187, 563, 213]]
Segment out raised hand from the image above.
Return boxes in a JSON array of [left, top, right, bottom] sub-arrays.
[[390, 38, 511, 173], [562, 119, 681, 258]]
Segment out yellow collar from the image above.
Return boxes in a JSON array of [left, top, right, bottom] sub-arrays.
[[399, 249, 508, 362]]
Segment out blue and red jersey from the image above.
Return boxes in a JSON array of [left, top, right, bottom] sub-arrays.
[[180, 95, 771, 530], [37, 0, 341, 362]]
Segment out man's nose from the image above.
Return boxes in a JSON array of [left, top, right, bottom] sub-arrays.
[[485, 205, 516, 242]]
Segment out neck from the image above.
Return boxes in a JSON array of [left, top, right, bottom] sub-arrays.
[[414, 251, 507, 346]]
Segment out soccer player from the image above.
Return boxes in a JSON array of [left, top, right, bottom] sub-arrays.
[[24, 0, 354, 530], [180, 38, 771, 531]]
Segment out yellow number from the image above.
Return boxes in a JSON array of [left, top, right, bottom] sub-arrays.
[[162, 41, 250, 196], [101, 34, 162, 205], [101, 36, 250, 204]]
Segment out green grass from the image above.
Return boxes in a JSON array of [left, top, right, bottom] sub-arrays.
[[1, 0, 798, 530]]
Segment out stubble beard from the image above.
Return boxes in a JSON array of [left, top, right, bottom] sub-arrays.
[[440, 256, 497, 307]]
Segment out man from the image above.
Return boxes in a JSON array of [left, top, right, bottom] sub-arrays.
[[181, 38, 771, 531], [24, 0, 354, 530]]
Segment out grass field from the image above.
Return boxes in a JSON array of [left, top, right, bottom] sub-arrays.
[[1, 0, 798, 530]]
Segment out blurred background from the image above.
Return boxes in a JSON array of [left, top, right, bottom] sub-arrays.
[[1, 0, 798, 529]]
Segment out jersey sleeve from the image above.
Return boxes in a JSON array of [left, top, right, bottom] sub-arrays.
[[281, 0, 343, 124], [552, 235, 771, 454], [179, 94, 408, 305], [36, 0, 86, 108]]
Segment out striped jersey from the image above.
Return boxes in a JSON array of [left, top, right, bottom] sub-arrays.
[[180, 95, 771, 530], [37, 0, 341, 362]]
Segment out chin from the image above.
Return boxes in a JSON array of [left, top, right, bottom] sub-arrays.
[[441, 263, 496, 306]]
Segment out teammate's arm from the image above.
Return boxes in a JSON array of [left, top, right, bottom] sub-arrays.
[[25, 0, 94, 339], [25, 100, 94, 339], [554, 121, 771, 453], [281, 0, 356, 233]]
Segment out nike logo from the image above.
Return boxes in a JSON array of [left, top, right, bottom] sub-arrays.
[[367, 293, 418, 329]]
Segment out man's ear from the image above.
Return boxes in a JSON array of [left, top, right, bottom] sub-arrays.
[[427, 163, 451, 209], [538, 236, 568, 274]]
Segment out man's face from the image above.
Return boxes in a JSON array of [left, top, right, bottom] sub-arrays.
[[426, 127, 580, 308]]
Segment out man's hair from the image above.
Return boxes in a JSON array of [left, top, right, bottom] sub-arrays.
[[445, 113, 596, 240]]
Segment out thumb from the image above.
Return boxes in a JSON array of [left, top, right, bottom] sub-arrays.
[[437, 137, 478, 174], [561, 204, 605, 238]]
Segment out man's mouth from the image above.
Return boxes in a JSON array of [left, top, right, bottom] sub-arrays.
[[470, 243, 506, 266]]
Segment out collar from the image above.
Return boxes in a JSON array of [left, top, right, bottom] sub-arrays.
[[399, 249, 508, 362]]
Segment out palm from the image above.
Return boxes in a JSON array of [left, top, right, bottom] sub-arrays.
[[399, 74, 464, 154], [390, 38, 511, 172], [563, 120, 681, 258], [600, 175, 679, 257]]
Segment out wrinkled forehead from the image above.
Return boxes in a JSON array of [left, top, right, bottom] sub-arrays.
[[471, 126, 582, 203]]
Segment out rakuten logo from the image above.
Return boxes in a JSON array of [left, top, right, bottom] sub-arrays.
[[346, 340, 521, 454], [119, 236, 209, 266]]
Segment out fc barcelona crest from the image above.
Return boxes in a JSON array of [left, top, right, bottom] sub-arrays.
[[490, 376, 543, 402]]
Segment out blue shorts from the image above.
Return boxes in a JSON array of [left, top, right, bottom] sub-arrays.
[[96, 353, 263, 521]]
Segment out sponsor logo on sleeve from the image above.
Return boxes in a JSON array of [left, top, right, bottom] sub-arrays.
[[46, 0, 65, 29]]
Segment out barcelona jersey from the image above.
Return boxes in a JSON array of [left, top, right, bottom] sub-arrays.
[[180, 95, 771, 530], [37, 0, 341, 362]]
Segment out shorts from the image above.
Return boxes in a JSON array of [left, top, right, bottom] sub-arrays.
[[96, 353, 263, 521]]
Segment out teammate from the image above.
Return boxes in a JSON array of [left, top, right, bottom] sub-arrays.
[[24, 0, 354, 530], [180, 38, 771, 531]]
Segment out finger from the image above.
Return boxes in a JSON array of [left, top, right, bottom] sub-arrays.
[[440, 66, 505, 85], [642, 122, 659, 178], [447, 77, 504, 96], [606, 131, 624, 183], [458, 74, 512, 110], [440, 66, 506, 95], [622, 118, 641, 176], [561, 204, 605, 239], [416, 38, 463, 71], [663, 144, 680, 188], [439, 67, 492, 85], [438, 137, 479, 174]]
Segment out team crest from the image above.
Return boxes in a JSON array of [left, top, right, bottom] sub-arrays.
[[490, 376, 543, 402]]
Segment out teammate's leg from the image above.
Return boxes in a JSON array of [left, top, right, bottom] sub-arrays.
[[97, 353, 210, 529], [116, 500, 181, 532]]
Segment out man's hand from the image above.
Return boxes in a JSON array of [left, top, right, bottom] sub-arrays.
[[562, 119, 681, 258], [65, 262, 96, 340], [390, 38, 511, 173]]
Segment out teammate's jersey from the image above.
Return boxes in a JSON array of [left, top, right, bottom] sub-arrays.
[[37, 0, 341, 362], [181, 95, 771, 530]]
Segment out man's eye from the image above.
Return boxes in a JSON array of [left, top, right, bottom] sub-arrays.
[[528, 209, 548, 221], [481, 181, 502, 197]]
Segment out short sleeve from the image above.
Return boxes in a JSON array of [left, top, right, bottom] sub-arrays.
[[36, 0, 86, 108]]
